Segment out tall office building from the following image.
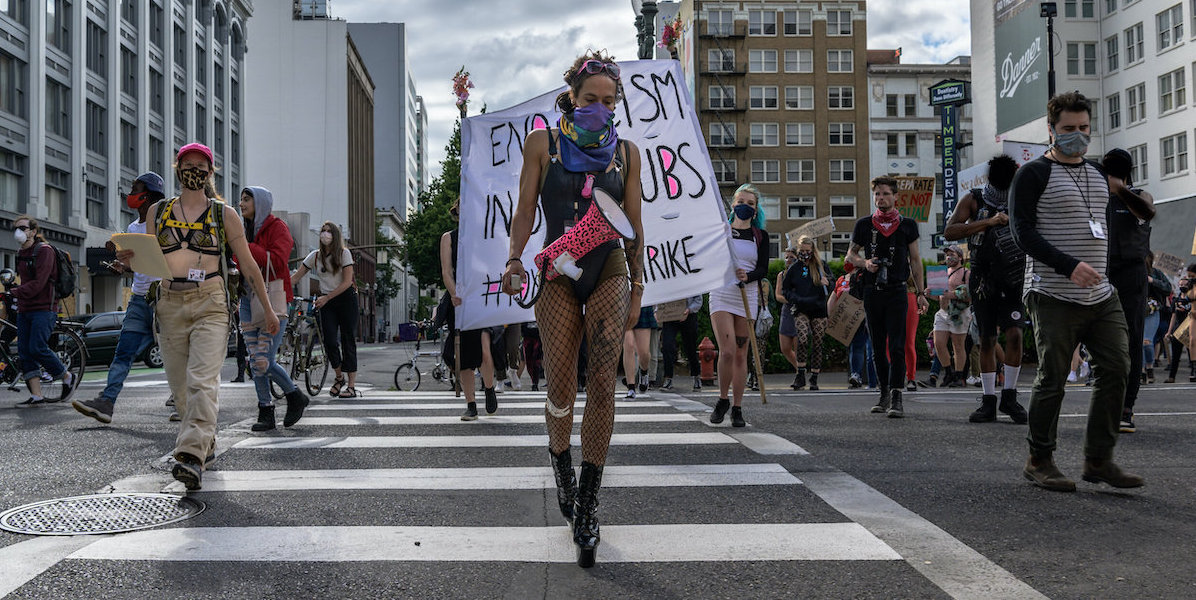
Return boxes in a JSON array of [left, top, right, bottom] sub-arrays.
[[0, 0, 252, 312], [683, 0, 872, 258]]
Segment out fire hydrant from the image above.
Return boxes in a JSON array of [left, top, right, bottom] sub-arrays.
[[698, 336, 718, 384]]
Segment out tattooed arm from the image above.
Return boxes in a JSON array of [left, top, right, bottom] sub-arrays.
[[622, 140, 645, 331]]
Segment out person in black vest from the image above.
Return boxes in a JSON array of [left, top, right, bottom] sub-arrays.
[[944, 155, 1029, 424], [1100, 148, 1155, 434], [846, 176, 928, 418]]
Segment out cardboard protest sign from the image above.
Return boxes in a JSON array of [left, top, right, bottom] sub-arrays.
[[787, 216, 835, 245], [1174, 315, 1193, 351], [456, 60, 736, 330], [1155, 252, 1186, 278], [826, 293, 866, 346], [926, 265, 949, 297], [894, 177, 935, 222], [654, 299, 688, 323]]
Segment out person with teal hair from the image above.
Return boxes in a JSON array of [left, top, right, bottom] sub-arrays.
[[708, 183, 770, 427]]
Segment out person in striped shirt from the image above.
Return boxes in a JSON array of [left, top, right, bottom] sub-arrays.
[[1008, 91, 1143, 493]]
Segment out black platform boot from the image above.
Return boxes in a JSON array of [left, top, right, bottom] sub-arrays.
[[887, 389, 904, 418], [549, 448, 577, 524], [251, 405, 275, 431], [573, 461, 604, 568], [871, 386, 890, 413], [283, 389, 310, 427]]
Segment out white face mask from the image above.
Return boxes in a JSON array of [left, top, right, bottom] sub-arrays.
[[319, 231, 333, 245], [14, 229, 27, 244]]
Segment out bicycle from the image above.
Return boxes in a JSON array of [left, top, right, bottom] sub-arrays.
[[0, 316, 87, 398], [393, 326, 455, 392], [269, 296, 328, 398]]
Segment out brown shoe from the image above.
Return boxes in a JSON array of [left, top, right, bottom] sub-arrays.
[[1082, 459, 1145, 488], [1023, 456, 1076, 492]]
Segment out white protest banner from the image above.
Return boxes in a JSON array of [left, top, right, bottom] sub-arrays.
[[956, 141, 1048, 199], [456, 60, 736, 331]]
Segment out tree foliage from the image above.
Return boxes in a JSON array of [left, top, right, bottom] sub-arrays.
[[374, 217, 402, 304], [401, 120, 461, 288]]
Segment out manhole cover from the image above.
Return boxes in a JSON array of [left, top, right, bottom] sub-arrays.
[[0, 493, 205, 536]]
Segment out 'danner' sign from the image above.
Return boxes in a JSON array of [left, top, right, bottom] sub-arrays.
[[994, 0, 1047, 133]]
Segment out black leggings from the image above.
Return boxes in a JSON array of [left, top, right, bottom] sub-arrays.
[[320, 289, 358, 373], [865, 287, 908, 389], [661, 314, 699, 378], [1168, 337, 1194, 380]]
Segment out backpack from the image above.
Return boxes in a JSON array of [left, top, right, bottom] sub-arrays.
[[20, 243, 77, 301]]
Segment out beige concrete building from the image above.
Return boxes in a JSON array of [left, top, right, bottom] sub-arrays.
[[683, 0, 872, 259]]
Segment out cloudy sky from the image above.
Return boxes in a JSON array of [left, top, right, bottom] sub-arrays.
[[333, 0, 971, 171]]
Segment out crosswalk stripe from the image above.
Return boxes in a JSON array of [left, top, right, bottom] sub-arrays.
[[728, 432, 810, 455], [294, 413, 696, 426], [67, 523, 900, 562], [187, 463, 800, 492], [233, 432, 738, 449], [308, 401, 671, 411]]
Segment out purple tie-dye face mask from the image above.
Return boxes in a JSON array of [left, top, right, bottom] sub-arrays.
[[572, 102, 614, 132]]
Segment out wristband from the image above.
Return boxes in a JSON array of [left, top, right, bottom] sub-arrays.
[[505, 257, 523, 267]]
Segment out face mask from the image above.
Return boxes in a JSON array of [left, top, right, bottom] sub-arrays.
[[14, 229, 27, 244], [1052, 129, 1090, 157], [126, 192, 148, 210], [320, 231, 333, 245], [178, 167, 209, 191], [561, 102, 615, 149], [799, 251, 813, 262], [733, 204, 756, 221]]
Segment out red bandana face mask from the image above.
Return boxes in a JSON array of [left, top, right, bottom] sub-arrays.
[[871, 208, 900, 237]]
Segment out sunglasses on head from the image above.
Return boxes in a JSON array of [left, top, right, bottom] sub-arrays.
[[576, 60, 620, 79]]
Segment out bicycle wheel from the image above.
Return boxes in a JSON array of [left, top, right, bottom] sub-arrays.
[[51, 327, 86, 398], [269, 377, 285, 399], [304, 327, 329, 396], [393, 362, 420, 391]]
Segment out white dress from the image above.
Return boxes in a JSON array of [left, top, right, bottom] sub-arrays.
[[709, 232, 759, 320]]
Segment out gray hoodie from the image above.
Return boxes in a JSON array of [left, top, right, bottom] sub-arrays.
[[242, 185, 274, 239]]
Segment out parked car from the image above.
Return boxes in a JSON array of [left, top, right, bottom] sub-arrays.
[[76, 311, 238, 371]]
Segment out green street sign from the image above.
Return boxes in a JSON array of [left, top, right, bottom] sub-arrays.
[[930, 80, 971, 106]]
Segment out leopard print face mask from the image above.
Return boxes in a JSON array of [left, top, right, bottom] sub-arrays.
[[178, 167, 209, 191]]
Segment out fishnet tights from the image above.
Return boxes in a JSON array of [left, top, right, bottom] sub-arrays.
[[536, 276, 629, 466], [795, 313, 827, 372]]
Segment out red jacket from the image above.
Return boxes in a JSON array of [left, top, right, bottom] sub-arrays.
[[239, 214, 295, 303], [14, 243, 58, 313]]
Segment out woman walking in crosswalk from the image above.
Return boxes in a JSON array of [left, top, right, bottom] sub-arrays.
[[502, 50, 644, 568]]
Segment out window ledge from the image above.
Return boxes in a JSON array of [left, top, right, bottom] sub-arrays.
[[1160, 170, 1191, 182], [1158, 105, 1187, 119], [1156, 41, 1186, 57]]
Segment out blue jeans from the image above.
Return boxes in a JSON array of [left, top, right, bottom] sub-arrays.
[[848, 325, 878, 387], [1143, 311, 1160, 368], [99, 294, 156, 402], [239, 297, 295, 406], [18, 311, 65, 382]]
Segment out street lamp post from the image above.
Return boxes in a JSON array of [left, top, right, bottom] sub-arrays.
[[1040, 2, 1057, 99], [631, 0, 659, 60]]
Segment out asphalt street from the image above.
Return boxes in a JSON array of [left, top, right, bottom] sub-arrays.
[[1, 341, 1194, 599]]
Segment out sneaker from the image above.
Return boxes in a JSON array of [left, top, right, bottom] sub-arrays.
[[507, 368, 522, 390], [1067, 371, 1078, 383], [73, 397, 114, 424], [927, 374, 939, 388], [808, 373, 819, 391], [625, 387, 637, 399], [169, 411, 181, 422], [15, 397, 47, 408], [692, 377, 702, 392], [460, 403, 478, 421], [502, 379, 514, 390], [1119, 414, 1136, 433], [171, 454, 203, 491], [730, 406, 745, 428], [848, 374, 862, 389], [484, 387, 498, 414], [58, 373, 75, 401], [905, 379, 918, 392], [531, 383, 540, 392], [660, 378, 673, 391], [638, 370, 649, 393], [165, 395, 176, 407], [709, 398, 730, 424], [1078, 361, 1090, 379], [966, 375, 981, 387]]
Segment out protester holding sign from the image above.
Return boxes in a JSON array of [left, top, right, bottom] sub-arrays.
[[781, 236, 831, 391], [776, 249, 801, 388], [829, 264, 876, 388], [440, 200, 499, 420], [501, 50, 644, 568], [1165, 265, 1196, 383], [1141, 253, 1172, 387], [658, 295, 703, 392], [708, 184, 770, 428], [926, 245, 972, 388]]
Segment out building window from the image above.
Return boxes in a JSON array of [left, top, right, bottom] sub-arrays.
[[708, 85, 735, 109], [830, 159, 856, 182], [826, 10, 852, 35], [1159, 68, 1186, 113], [750, 122, 779, 146], [783, 9, 812, 35], [196, 102, 206, 140], [46, 0, 70, 52], [887, 133, 900, 156], [214, 117, 224, 160], [174, 25, 187, 69], [86, 181, 107, 228], [768, 233, 781, 258], [904, 94, 917, 117], [786, 160, 814, 183], [708, 49, 734, 72], [196, 44, 206, 85], [827, 49, 853, 72], [120, 120, 136, 169], [749, 86, 778, 109], [1067, 42, 1098, 75], [230, 128, 239, 165], [3, 0, 28, 25], [831, 232, 852, 256], [749, 49, 777, 72], [786, 122, 814, 146], [0, 150, 26, 213], [1157, 4, 1183, 51], [1126, 83, 1146, 123], [761, 196, 780, 221], [0, 51, 27, 119], [886, 94, 898, 117], [706, 9, 733, 35], [231, 77, 240, 115], [45, 167, 68, 223], [829, 122, 854, 145], [86, 20, 107, 77], [1125, 23, 1144, 64], [1064, 0, 1095, 17], [752, 159, 780, 183], [749, 9, 776, 35], [121, 0, 135, 23], [830, 196, 856, 218], [150, 1, 164, 48], [150, 67, 164, 114], [1105, 0, 1116, 15], [784, 49, 812, 73], [1106, 92, 1121, 129], [785, 86, 813, 110], [149, 135, 165, 176], [45, 77, 69, 138], [121, 47, 136, 96], [174, 85, 186, 129], [787, 196, 815, 219], [713, 159, 737, 184], [1128, 143, 1147, 183], [1161, 132, 1189, 176], [709, 123, 736, 147], [86, 101, 106, 154], [828, 86, 854, 109], [1105, 36, 1119, 72], [215, 62, 224, 99]]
